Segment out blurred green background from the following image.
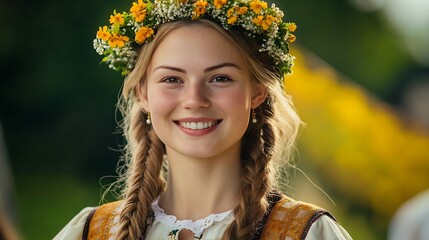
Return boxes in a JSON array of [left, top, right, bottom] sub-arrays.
[[1, 0, 428, 239]]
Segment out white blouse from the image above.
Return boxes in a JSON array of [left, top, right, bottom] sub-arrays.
[[54, 204, 352, 240]]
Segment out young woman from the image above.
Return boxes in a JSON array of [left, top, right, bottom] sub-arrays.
[[55, 0, 352, 239]]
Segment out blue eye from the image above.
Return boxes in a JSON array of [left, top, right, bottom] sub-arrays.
[[212, 75, 232, 83], [162, 77, 181, 83]]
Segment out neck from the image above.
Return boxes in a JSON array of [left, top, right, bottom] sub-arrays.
[[158, 147, 241, 221]]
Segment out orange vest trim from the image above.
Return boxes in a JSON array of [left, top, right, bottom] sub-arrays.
[[83, 197, 333, 240], [84, 201, 123, 240], [260, 196, 335, 240]]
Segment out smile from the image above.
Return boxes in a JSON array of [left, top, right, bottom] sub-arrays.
[[176, 120, 221, 130]]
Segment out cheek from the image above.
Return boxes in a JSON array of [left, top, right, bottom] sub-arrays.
[[147, 88, 177, 117], [217, 87, 252, 114]]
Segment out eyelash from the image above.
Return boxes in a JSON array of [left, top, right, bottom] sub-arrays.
[[160, 75, 232, 84], [161, 77, 182, 84], [211, 75, 232, 83]]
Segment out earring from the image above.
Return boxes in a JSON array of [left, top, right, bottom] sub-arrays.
[[146, 112, 152, 125], [251, 109, 257, 123]]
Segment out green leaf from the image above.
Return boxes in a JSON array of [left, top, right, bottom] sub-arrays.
[[113, 22, 120, 34]]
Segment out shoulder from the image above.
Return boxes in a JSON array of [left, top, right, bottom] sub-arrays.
[[261, 195, 352, 240], [53, 207, 96, 240], [306, 215, 352, 240], [86, 201, 123, 240], [90, 200, 122, 224], [53, 201, 123, 240]]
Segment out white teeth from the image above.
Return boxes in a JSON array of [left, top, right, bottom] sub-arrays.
[[179, 121, 218, 130]]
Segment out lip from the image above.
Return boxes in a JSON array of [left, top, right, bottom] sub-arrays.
[[174, 118, 222, 136]]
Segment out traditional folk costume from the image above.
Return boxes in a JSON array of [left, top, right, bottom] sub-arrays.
[[54, 194, 351, 240], [58, 1, 353, 239]]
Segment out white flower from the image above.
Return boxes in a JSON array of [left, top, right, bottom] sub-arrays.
[[94, 0, 295, 75]]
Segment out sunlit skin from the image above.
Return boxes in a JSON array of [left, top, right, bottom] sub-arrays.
[[138, 24, 267, 239]]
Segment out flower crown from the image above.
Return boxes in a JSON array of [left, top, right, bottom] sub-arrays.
[[93, 0, 297, 76]]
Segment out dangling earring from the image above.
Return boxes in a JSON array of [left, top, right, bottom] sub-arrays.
[[146, 112, 152, 125], [251, 109, 257, 123]]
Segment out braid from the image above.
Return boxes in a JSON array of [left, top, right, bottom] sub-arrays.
[[116, 104, 165, 240], [222, 100, 275, 239]]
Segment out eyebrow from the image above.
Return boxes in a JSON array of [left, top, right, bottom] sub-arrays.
[[204, 62, 241, 73], [153, 62, 241, 73], [153, 65, 186, 73]]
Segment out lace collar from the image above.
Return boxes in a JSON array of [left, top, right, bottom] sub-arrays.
[[151, 198, 233, 238]]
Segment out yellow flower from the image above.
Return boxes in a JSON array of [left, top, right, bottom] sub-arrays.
[[238, 7, 248, 15], [97, 26, 111, 41], [228, 15, 238, 25], [253, 15, 263, 26], [213, 0, 227, 9], [130, 0, 147, 22], [250, 0, 268, 14], [135, 27, 154, 43], [109, 13, 125, 26], [108, 34, 129, 48], [193, 0, 208, 19], [287, 22, 297, 32], [261, 21, 269, 30], [265, 15, 277, 25], [287, 34, 296, 43], [227, 7, 236, 17], [253, 16, 271, 30], [227, 6, 246, 22]]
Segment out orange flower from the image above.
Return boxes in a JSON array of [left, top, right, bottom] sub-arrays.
[[226, 6, 246, 24], [135, 27, 154, 43], [253, 15, 270, 30], [287, 23, 297, 32], [109, 13, 125, 26], [249, 0, 267, 14], [97, 26, 111, 41], [213, 0, 227, 9], [237, 7, 248, 15], [261, 21, 269, 30], [108, 34, 129, 48], [228, 15, 238, 25], [130, 0, 147, 22], [227, 7, 236, 17], [265, 15, 277, 25], [253, 15, 264, 26], [193, 0, 208, 18], [287, 34, 296, 43]]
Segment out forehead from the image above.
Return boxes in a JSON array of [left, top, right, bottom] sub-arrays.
[[149, 24, 246, 69]]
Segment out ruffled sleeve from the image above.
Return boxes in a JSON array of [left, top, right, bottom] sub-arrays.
[[305, 215, 352, 240], [53, 207, 95, 240]]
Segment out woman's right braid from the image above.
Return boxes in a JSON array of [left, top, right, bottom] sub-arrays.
[[116, 107, 165, 239]]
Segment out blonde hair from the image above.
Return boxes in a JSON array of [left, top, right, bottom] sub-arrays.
[[115, 19, 300, 239]]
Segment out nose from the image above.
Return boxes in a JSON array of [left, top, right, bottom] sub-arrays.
[[181, 82, 210, 110]]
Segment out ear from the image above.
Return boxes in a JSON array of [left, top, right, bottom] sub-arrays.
[[251, 83, 268, 108], [136, 80, 150, 112]]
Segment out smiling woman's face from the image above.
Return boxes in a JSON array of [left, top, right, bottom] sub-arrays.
[[139, 23, 266, 160]]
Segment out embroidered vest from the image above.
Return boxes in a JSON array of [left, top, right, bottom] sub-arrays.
[[259, 196, 334, 240], [83, 196, 334, 240]]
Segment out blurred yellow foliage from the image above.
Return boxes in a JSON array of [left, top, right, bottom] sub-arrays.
[[286, 49, 429, 218]]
